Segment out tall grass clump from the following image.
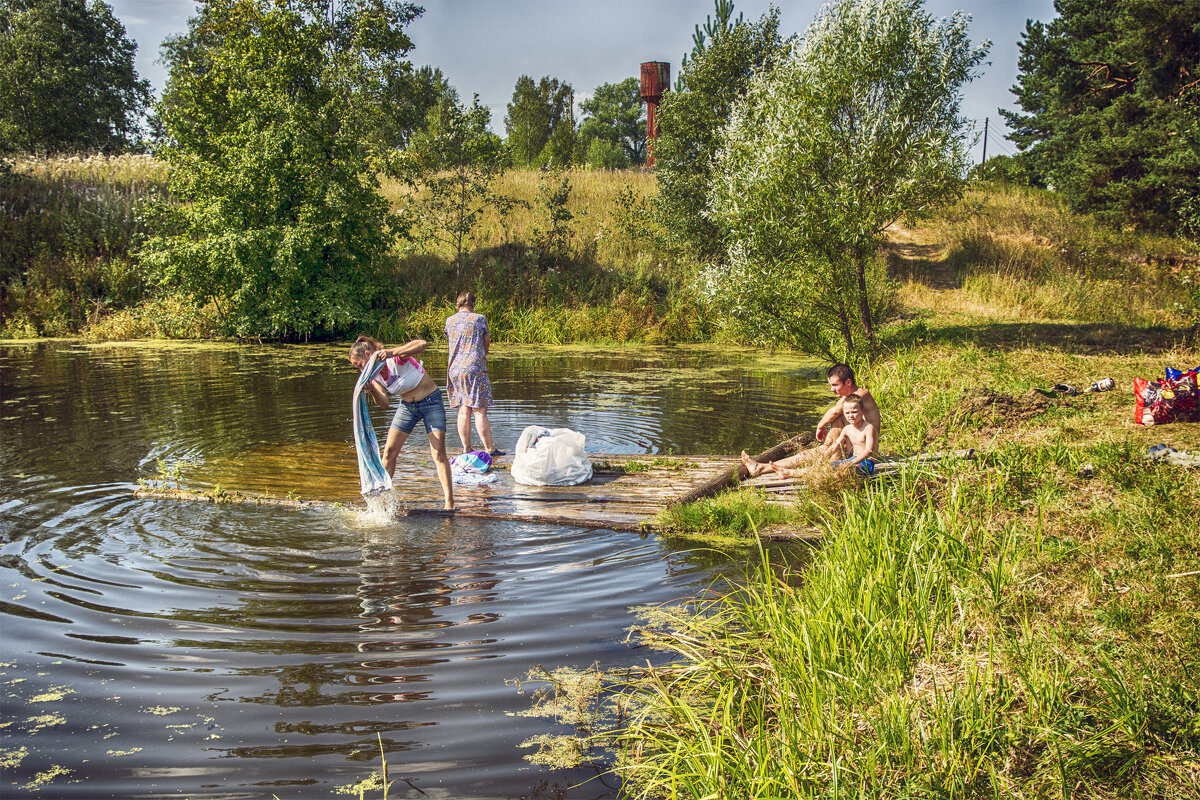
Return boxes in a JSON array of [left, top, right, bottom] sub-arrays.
[[525, 449, 1199, 798], [1, 155, 169, 337], [923, 182, 1200, 325]]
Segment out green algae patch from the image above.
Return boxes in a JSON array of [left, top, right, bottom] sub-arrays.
[[22, 764, 72, 791], [28, 686, 75, 703], [1, 746, 28, 769]]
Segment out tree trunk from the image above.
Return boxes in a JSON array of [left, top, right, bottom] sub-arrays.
[[856, 251, 874, 346]]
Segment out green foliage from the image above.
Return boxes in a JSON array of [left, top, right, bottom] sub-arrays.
[[577, 77, 645, 167], [0, 0, 151, 154], [968, 154, 1039, 186], [708, 0, 988, 360], [504, 75, 576, 168], [652, 7, 786, 261], [1002, 0, 1200, 235], [0, 155, 164, 335], [529, 172, 575, 269], [145, 0, 422, 340], [582, 137, 624, 170], [405, 98, 510, 293], [678, 0, 744, 88]]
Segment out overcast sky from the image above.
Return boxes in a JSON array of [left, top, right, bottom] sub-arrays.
[[108, 0, 1058, 163]]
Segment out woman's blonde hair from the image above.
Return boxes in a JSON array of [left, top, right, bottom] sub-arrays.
[[456, 291, 475, 309]]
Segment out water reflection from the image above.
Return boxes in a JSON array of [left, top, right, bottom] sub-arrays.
[[0, 341, 823, 798]]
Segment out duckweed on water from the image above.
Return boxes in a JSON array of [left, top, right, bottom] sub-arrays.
[[140, 705, 182, 716], [28, 686, 74, 703], [23, 713, 66, 734], [1, 746, 28, 769], [21, 764, 72, 791]]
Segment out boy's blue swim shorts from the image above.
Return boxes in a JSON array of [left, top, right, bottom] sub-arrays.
[[833, 457, 875, 476]]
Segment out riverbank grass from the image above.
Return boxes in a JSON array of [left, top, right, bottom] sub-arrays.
[[526, 411, 1199, 796], [520, 185, 1199, 796]]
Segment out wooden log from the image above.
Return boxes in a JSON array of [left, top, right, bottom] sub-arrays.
[[668, 431, 815, 507], [405, 507, 648, 532]]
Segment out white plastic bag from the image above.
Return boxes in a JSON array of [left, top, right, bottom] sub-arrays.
[[510, 426, 593, 486]]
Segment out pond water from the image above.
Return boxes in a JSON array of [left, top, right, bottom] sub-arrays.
[[0, 341, 827, 799]]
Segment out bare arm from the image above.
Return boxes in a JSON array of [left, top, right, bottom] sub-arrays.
[[824, 429, 850, 461], [364, 378, 389, 408], [483, 332, 490, 356], [816, 398, 845, 438], [385, 339, 428, 359]]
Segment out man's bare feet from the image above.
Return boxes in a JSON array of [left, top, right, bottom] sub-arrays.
[[770, 462, 800, 479], [740, 450, 768, 476]]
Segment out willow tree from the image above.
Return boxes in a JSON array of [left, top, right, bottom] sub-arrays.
[[707, 0, 988, 360]]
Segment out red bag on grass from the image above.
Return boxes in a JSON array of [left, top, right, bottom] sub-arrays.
[[1134, 370, 1199, 426]]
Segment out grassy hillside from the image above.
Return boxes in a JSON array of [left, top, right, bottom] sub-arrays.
[[517, 185, 1200, 799], [2, 157, 1196, 347]]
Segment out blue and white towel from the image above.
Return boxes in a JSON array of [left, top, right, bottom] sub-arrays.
[[352, 351, 393, 496]]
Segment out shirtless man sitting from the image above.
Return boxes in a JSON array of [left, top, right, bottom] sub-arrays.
[[740, 363, 881, 477]]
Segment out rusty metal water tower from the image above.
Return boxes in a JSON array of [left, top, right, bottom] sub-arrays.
[[639, 61, 670, 167]]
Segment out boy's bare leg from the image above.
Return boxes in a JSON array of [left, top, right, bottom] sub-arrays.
[[428, 430, 455, 510], [770, 461, 803, 479]]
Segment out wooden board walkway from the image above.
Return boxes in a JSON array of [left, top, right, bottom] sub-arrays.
[[134, 453, 747, 533], [133, 444, 972, 541]]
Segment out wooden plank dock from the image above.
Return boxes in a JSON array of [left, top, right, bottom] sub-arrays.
[[134, 453, 747, 533], [132, 442, 971, 540]]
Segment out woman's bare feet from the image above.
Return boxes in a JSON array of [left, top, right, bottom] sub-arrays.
[[740, 450, 768, 476]]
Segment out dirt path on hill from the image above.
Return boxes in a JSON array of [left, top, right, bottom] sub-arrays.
[[884, 223, 958, 289]]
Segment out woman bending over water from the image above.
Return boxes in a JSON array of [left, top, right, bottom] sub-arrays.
[[349, 335, 454, 510]]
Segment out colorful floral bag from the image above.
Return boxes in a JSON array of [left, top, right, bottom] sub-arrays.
[[1134, 367, 1199, 426]]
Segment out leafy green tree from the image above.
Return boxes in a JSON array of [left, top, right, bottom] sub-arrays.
[[653, 7, 786, 261], [504, 74, 575, 167], [708, 0, 988, 360], [406, 97, 509, 293], [678, 0, 743, 89], [1002, 0, 1199, 235], [0, 0, 151, 154], [145, 0, 422, 339], [578, 77, 645, 168]]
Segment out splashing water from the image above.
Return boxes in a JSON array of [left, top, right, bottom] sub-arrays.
[[356, 489, 406, 526]]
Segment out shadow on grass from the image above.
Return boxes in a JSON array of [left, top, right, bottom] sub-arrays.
[[891, 319, 1199, 355]]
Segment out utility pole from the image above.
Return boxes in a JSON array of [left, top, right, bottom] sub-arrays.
[[981, 117, 988, 164]]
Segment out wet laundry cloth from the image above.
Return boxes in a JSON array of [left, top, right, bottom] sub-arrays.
[[450, 451, 498, 486], [352, 351, 393, 496], [451, 451, 493, 474]]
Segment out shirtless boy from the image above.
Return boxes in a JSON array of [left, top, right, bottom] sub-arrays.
[[740, 363, 880, 477], [773, 394, 877, 478]]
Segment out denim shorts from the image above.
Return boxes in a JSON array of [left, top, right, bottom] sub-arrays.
[[389, 388, 447, 435]]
